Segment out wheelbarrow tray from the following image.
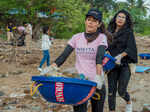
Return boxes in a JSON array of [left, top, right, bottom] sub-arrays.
[[139, 53, 150, 59], [31, 76, 97, 105]]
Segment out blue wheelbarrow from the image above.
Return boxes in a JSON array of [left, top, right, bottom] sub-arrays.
[[31, 76, 97, 105], [139, 53, 150, 59]]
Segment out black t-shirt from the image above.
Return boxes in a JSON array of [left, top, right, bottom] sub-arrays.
[[107, 28, 138, 64]]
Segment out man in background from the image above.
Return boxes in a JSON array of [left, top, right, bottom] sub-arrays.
[[23, 22, 32, 53], [6, 22, 16, 43]]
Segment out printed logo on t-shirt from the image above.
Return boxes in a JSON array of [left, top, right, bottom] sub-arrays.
[[76, 47, 95, 54], [76, 47, 96, 60]]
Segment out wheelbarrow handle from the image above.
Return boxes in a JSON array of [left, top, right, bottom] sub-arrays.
[[92, 92, 101, 100], [30, 82, 43, 96]]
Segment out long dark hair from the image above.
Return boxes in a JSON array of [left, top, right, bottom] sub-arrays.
[[108, 9, 133, 33], [98, 22, 113, 44]]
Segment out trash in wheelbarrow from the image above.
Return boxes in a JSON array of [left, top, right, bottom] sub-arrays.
[[40, 66, 89, 80], [31, 76, 97, 105], [40, 66, 60, 76]]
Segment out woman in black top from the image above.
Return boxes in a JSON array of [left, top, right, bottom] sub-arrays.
[[107, 9, 137, 112]]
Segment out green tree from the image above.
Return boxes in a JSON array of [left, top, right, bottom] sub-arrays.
[[0, 0, 56, 39], [0, 0, 90, 39], [84, 0, 115, 11], [53, 0, 90, 39], [0, 0, 150, 39]]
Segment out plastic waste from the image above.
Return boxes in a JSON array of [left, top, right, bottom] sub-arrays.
[[79, 73, 86, 79], [40, 66, 60, 76]]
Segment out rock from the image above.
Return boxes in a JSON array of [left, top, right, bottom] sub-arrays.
[[24, 95, 33, 100], [31, 106, 41, 111], [3, 105, 16, 110], [130, 88, 141, 94], [16, 104, 28, 109], [0, 74, 7, 78], [8, 98, 18, 105], [0, 55, 4, 60], [0, 91, 5, 96], [0, 99, 3, 107], [10, 93, 26, 98], [20, 56, 39, 65], [24, 89, 30, 94]]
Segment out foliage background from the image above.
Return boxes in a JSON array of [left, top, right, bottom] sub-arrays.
[[0, 0, 150, 39]]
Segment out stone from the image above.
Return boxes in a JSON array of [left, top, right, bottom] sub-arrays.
[[0, 91, 5, 96], [0, 74, 6, 78], [31, 106, 41, 111]]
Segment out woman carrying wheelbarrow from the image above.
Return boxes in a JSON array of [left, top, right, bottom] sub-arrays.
[[106, 9, 138, 112], [51, 8, 109, 112]]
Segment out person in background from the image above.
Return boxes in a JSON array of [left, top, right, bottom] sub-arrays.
[[17, 25, 26, 46], [106, 9, 138, 112], [23, 22, 32, 53], [38, 26, 52, 72], [51, 8, 109, 112], [48, 26, 54, 44], [17, 25, 25, 34], [6, 22, 16, 43]]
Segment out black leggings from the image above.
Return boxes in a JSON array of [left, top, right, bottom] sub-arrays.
[[73, 85, 106, 112], [107, 65, 131, 111]]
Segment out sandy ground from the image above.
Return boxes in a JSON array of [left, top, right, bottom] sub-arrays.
[[0, 36, 150, 112]]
